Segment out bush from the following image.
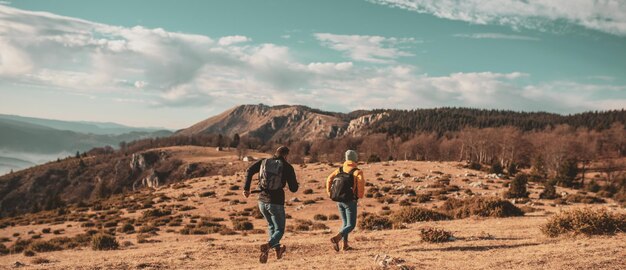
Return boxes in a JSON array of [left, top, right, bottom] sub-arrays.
[[328, 214, 340, 220], [565, 194, 605, 204], [303, 189, 314, 195], [420, 227, 454, 243], [0, 244, 8, 255], [31, 257, 51, 264], [390, 207, 451, 224], [468, 162, 481, 170], [313, 214, 328, 221], [507, 163, 518, 176], [311, 222, 329, 230], [358, 213, 393, 230], [367, 155, 382, 163], [29, 240, 62, 253], [142, 209, 171, 219], [119, 223, 135, 234], [504, 174, 529, 199], [541, 208, 626, 237], [539, 182, 560, 199], [199, 191, 216, 197], [490, 162, 503, 175], [23, 249, 36, 257], [91, 234, 119, 251], [443, 197, 524, 219], [232, 219, 254, 231]]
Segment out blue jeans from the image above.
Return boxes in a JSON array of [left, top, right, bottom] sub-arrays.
[[258, 201, 285, 248], [337, 200, 357, 241]]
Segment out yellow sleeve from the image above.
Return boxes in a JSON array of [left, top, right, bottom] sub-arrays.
[[326, 169, 339, 196], [354, 170, 365, 199]]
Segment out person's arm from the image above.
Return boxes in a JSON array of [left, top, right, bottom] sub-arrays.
[[286, 164, 299, 193], [326, 169, 339, 196], [354, 170, 365, 199], [244, 159, 263, 192]]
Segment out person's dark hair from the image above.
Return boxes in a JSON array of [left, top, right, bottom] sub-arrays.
[[275, 146, 290, 157]]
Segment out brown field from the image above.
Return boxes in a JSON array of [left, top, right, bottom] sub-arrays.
[[0, 147, 624, 269]]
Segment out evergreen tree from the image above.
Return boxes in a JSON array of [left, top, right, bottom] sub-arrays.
[[556, 158, 578, 187], [504, 174, 529, 198]]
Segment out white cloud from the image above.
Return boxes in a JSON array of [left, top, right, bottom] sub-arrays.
[[314, 33, 416, 63], [0, 4, 623, 117], [218, 35, 250, 46], [371, 0, 626, 36], [453, 33, 539, 41]]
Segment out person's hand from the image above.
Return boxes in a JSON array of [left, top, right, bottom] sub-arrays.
[[243, 190, 250, 198]]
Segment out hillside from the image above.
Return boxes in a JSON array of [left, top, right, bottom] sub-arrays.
[[0, 154, 624, 269], [177, 104, 626, 141], [0, 146, 266, 218]]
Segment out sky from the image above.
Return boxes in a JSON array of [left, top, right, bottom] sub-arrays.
[[0, 0, 625, 129]]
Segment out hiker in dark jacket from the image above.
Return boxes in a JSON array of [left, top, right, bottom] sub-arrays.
[[243, 146, 299, 264]]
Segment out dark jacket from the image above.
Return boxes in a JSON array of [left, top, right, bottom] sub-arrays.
[[244, 156, 298, 205]]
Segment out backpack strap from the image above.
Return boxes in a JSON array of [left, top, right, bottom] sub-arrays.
[[348, 168, 359, 199], [338, 166, 344, 174]]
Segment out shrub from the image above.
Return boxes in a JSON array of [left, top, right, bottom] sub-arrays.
[[91, 234, 119, 250], [539, 182, 560, 199], [328, 214, 340, 220], [541, 208, 626, 237], [390, 207, 451, 224], [358, 213, 393, 230], [28, 240, 62, 253], [142, 209, 171, 219], [311, 223, 329, 230], [41, 228, 51, 234], [443, 197, 524, 219], [420, 227, 454, 243], [468, 162, 481, 170], [303, 189, 314, 195], [23, 249, 36, 257], [232, 219, 254, 231], [0, 244, 8, 255], [302, 199, 316, 205], [119, 223, 135, 234], [9, 239, 32, 253], [490, 162, 503, 175], [313, 214, 328, 221], [229, 185, 240, 191], [367, 155, 382, 163], [504, 174, 529, 199], [507, 162, 518, 176], [199, 191, 216, 197], [565, 194, 605, 204], [31, 258, 51, 264]]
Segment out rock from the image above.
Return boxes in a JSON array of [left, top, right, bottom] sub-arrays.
[[469, 181, 484, 188], [401, 172, 411, 177], [12, 262, 25, 268], [290, 197, 300, 203]]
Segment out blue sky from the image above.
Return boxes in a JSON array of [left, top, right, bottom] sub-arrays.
[[0, 0, 624, 129]]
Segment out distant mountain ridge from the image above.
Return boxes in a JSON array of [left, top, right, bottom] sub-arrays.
[[0, 114, 166, 135], [0, 115, 173, 175], [177, 104, 626, 141]]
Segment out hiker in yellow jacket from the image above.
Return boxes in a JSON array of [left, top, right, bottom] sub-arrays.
[[326, 150, 365, 251]]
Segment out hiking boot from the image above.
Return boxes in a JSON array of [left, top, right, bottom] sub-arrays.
[[275, 244, 286, 260], [330, 233, 342, 252], [259, 243, 270, 264], [342, 239, 352, 251]]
